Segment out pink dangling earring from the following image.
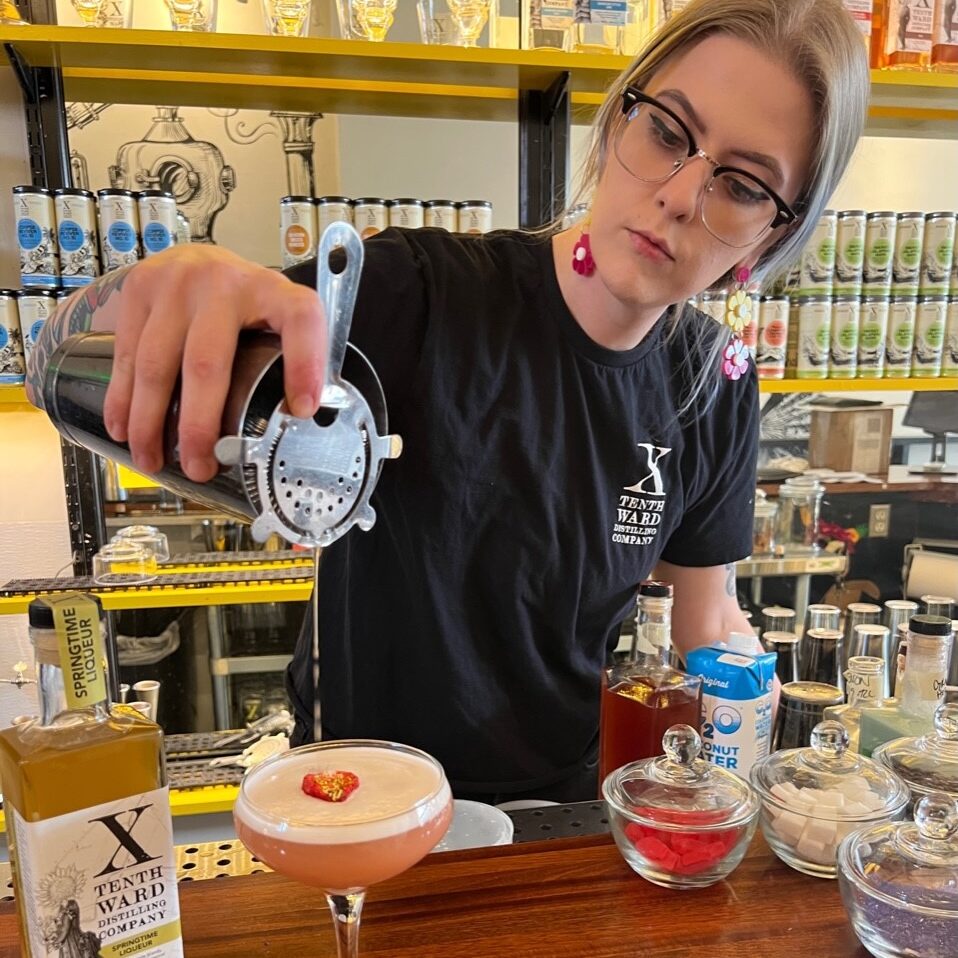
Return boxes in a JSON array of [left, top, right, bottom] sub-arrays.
[[572, 219, 595, 277], [722, 266, 752, 381]]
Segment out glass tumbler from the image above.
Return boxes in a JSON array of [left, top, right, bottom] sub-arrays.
[[262, 0, 312, 35], [165, 0, 218, 31]]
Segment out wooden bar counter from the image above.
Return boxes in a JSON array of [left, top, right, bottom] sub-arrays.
[[0, 832, 868, 957]]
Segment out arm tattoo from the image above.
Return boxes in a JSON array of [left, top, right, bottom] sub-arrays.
[[25, 265, 135, 411], [724, 562, 736, 597]]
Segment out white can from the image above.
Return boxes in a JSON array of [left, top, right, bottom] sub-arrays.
[[13, 186, 59, 287], [858, 295, 890, 378], [919, 212, 957, 295], [943, 297, 958, 376], [892, 212, 925, 295], [352, 198, 388, 240], [834, 210, 865, 295], [175, 210, 192, 246], [138, 190, 178, 258], [885, 295, 917, 377], [316, 196, 353, 235], [798, 210, 836, 295], [424, 200, 457, 231], [54, 188, 99, 287], [279, 196, 317, 269], [17, 289, 56, 372], [795, 295, 831, 379], [912, 295, 948, 376], [756, 296, 789, 379], [0, 290, 25, 384], [863, 211, 896, 292], [97, 189, 140, 271], [457, 200, 493, 235], [697, 291, 727, 324], [388, 198, 425, 229], [829, 295, 860, 379]]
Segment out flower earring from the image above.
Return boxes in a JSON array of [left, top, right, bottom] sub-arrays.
[[572, 218, 595, 277], [722, 266, 752, 381]]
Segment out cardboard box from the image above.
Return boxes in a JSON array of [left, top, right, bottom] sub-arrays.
[[808, 406, 893, 475]]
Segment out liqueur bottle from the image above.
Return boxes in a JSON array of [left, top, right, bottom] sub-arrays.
[[598, 581, 702, 782], [0, 593, 183, 958], [872, 0, 934, 69]]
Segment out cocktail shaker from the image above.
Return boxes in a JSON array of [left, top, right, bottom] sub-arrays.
[[763, 631, 800, 685], [42, 223, 402, 548], [801, 627, 845, 691], [842, 602, 881, 669]]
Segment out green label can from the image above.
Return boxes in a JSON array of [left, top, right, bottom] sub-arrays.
[[796, 295, 831, 379], [798, 211, 837, 296], [919, 212, 956, 295], [829, 295, 860, 378], [885, 295, 917, 377], [912, 295, 948, 376], [863, 211, 896, 292], [858, 295, 890, 378], [892, 212, 925, 295], [943, 298, 958, 376], [834, 210, 865, 295]]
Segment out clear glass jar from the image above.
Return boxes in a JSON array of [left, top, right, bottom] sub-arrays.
[[752, 499, 778, 555], [774, 479, 824, 554]]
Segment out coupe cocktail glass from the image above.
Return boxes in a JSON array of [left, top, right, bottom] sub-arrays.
[[234, 739, 453, 957]]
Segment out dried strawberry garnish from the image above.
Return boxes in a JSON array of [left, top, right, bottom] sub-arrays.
[[302, 770, 360, 802]]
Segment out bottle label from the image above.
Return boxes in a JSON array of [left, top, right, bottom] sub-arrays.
[[10, 787, 183, 957], [845, 669, 883, 707], [47, 592, 107, 709]]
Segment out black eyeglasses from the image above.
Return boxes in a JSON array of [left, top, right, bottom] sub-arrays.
[[614, 87, 799, 249]]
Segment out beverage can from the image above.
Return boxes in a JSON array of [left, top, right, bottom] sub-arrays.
[[316, 196, 353, 235], [863, 211, 896, 292], [756, 295, 789, 379], [829, 294, 860, 378], [353, 198, 388, 240], [17, 288, 56, 370], [912, 295, 948, 376], [0, 290, 25, 384], [424, 200, 457, 231], [279, 195, 317, 269], [97, 188, 140, 271], [13, 185, 59, 286], [796, 295, 831, 379], [53, 188, 99, 287], [892, 211, 925, 295], [919, 211, 956, 294], [885, 295, 917, 377], [697, 290, 726, 324], [858, 295, 890, 378], [943, 297, 958, 376], [387, 198, 425, 229], [741, 293, 759, 357], [834, 210, 866, 295], [457, 200, 493, 235], [137, 190, 178, 258], [798, 210, 836, 295]]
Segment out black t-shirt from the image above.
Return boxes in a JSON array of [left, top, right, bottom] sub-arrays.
[[284, 227, 759, 793]]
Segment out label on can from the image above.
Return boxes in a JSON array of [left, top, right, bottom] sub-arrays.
[[798, 212, 836, 295], [98, 193, 141, 271], [885, 297, 917, 376], [943, 299, 958, 376], [139, 194, 178, 258], [388, 202, 425, 229], [858, 297, 890, 377], [919, 213, 956, 294], [279, 199, 317, 268], [912, 297, 947, 375], [830, 296, 860, 378], [796, 297, 831, 378], [55, 193, 99, 287], [834, 212, 865, 294], [756, 297, 789, 379], [425, 203, 457, 231], [17, 291, 55, 370], [885, 0, 933, 54], [14, 188, 59, 286], [458, 203, 493, 235], [317, 200, 352, 235], [863, 213, 896, 291], [892, 214, 924, 294], [0, 293, 25, 383], [353, 203, 388, 240]]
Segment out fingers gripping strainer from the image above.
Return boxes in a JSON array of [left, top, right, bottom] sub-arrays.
[[215, 223, 402, 547]]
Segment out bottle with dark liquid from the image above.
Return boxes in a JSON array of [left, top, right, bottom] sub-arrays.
[[598, 581, 702, 783]]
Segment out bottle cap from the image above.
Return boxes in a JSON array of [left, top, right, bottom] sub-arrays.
[[910, 614, 953, 637], [639, 580, 673, 598]]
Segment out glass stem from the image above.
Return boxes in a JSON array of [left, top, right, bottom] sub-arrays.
[[325, 891, 366, 958]]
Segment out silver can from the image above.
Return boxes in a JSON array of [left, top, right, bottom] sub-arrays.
[[944, 297, 958, 377], [912, 295, 948, 376], [0, 290, 25, 384], [863, 211, 896, 292], [352, 198, 388, 239], [17, 288, 56, 372], [97, 189, 140, 271], [858, 295, 890, 378], [424, 200, 457, 231], [892, 211, 925, 295], [457, 200, 493, 235], [698, 291, 727, 324], [885, 295, 917, 377], [829, 294, 860, 378], [387, 198, 425, 229], [54, 188, 99, 287], [795, 295, 831, 379], [137, 190, 178, 258], [919, 211, 957, 295], [13, 186, 59, 287], [798, 210, 837, 295], [316, 196, 353, 235], [175, 210, 192, 246], [834, 210, 866, 295], [279, 195, 317, 269], [756, 296, 789, 379]]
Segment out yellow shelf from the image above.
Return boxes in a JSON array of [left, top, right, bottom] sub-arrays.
[[0, 384, 37, 411], [1, 25, 955, 127], [760, 376, 958, 393]]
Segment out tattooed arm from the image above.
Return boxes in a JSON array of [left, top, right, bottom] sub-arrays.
[[25, 265, 136, 412]]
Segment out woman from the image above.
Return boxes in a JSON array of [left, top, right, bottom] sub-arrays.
[[26, 0, 869, 802]]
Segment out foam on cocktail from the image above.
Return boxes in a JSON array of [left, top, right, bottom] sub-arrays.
[[235, 744, 451, 844]]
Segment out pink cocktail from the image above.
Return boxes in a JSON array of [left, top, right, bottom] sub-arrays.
[[234, 740, 452, 956]]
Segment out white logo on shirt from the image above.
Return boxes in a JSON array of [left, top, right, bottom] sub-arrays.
[[612, 444, 672, 547]]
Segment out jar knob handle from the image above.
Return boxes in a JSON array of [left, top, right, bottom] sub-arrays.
[[914, 793, 958, 843], [810, 720, 849, 759], [662, 725, 701, 767], [933, 703, 958, 741]]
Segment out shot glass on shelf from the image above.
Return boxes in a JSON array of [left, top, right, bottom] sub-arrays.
[[447, 0, 491, 46], [417, 0, 460, 44], [70, 0, 105, 26], [96, 0, 134, 28], [165, 0, 217, 31], [262, 0, 312, 36], [350, 0, 397, 40]]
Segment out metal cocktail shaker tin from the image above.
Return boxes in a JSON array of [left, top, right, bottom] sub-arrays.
[[801, 628, 845, 691], [848, 626, 893, 697], [842, 602, 882, 669], [763, 606, 797, 635], [805, 603, 841, 635], [772, 681, 844, 751], [763, 631, 800, 685], [884, 599, 918, 644]]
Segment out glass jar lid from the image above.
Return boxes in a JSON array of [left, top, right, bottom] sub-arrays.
[[754, 500, 778, 518], [93, 540, 158, 585], [839, 793, 958, 915], [874, 704, 958, 801], [603, 725, 759, 829], [112, 524, 170, 562], [751, 721, 909, 820]]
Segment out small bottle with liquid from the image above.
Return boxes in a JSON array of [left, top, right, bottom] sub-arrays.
[[598, 581, 702, 782], [872, 0, 934, 70], [823, 655, 897, 753]]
